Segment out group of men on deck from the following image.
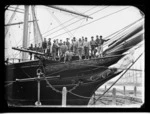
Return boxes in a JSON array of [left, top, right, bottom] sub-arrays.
[[28, 35, 109, 62]]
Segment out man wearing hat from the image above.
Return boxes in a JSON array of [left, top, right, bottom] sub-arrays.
[[52, 40, 57, 61], [66, 38, 70, 50], [83, 37, 90, 59], [42, 38, 47, 54], [90, 36, 96, 58], [71, 37, 78, 55], [77, 38, 83, 60], [98, 35, 110, 57], [95, 35, 100, 48], [47, 38, 52, 58]]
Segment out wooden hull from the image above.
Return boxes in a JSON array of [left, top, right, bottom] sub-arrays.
[[5, 54, 124, 81], [6, 67, 121, 106], [5, 55, 124, 106]]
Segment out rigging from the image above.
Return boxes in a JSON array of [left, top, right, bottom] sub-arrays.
[[42, 6, 98, 36], [6, 9, 24, 14], [48, 6, 131, 39], [44, 6, 110, 37], [45, 5, 93, 19], [50, 12, 74, 38], [5, 5, 19, 36]]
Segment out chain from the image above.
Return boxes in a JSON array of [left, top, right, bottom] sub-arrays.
[[68, 91, 91, 99], [68, 81, 81, 92], [42, 73, 62, 93]]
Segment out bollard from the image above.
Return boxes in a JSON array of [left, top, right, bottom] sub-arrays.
[[112, 88, 116, 105], [123, 86, 126, 95], [35, 69, 42, 106], [123, 86, 128, 105], [134, 86, 137, 96], [62, 87, 67, 107]]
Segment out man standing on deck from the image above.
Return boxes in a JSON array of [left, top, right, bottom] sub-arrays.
[[98, 35, 110, 57], [90, 36, 96, 58], [58, 40, 63, 59], [55, 39, 59, 57], [33, 44, 38, 60], [52, 40, 57, 61], [83, 37, 90, 59], [81, 36, 85, 56], [47, 38, 52, 58], [28, 43, 33, 60], [95, 35, 100, 48], [66, 38, 70, 51], [42, 38, 47, 54], [77, 38, 83, 60], [72, 37, 78, 55]]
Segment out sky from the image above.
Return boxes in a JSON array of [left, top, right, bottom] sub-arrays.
[[5, 5, 144, 62]]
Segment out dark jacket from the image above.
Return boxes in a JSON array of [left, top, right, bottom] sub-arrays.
[[42, 41, 47, 49]]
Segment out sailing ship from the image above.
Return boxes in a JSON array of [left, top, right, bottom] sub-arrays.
[[5, 5, 144, 106]]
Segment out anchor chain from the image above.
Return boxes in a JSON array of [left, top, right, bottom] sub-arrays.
[[39, 57, 81, 94]]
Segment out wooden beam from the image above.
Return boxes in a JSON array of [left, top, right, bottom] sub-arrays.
[[7, 8, 24, 14], [5, 20, 37, 26], [9, 6, 24, 11], [12, 47, 44, 56], [46, 5, 93, 19]]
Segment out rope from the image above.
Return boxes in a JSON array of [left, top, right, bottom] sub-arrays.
[[40, 59, 62, 93], [106, 41, 143, 55], [68, 81, 81, 92], [50, 12, 74, 38], [42, 6, 98, 35], [68, 91, 91, 99], [21, 68, 32, 78], [48, 6, 131, 39], [72, 19, 85, 35], [40, 61, 84, 93], [5, 5, 19, 36], [91, 52, 143, 105], [5, 82, 14, 87], [44, 6, 110, 38]]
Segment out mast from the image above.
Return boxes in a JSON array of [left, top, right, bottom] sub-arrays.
[[31, 5, 43, 45], [22, 5, 29, 61]]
